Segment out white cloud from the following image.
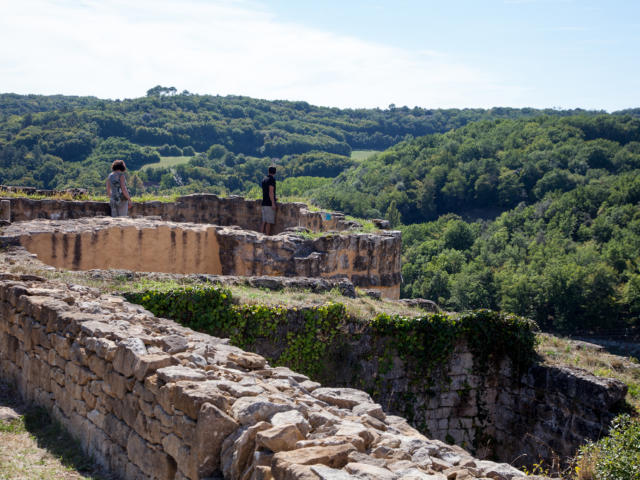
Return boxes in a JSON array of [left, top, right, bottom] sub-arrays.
[[0, 0, 526, 108]]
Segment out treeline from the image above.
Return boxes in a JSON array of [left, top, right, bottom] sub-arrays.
[[312, 115, 640, 222], [305, 114, 640, 333], [400, 172, 640, 333], [0, 89, 606, 193]]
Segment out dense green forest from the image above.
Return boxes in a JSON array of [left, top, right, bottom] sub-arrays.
[[400, 172, 640, 333], [1, 90, 639, 334], [309, 115, 640, 333], [312, 115, 640, 222], [0, 89, 600, 195]]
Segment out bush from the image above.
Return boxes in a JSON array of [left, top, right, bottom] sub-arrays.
[[576, 415, 640, 480]]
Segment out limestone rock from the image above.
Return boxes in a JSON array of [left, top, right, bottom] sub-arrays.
[[228, 351, 267, 370], [351, 403, 385, 421], [475, 461, 526, 480], [232, 396, 292, 425], [196, 402, 239, 476], [161, 334, 189, 354], [344, 462, 397, 480], [310, 465, 358, 479], [112, 337, 147, 377], [0, 406, 21, 421], [311, 388, 373, 409], [270, 410, 311, 436], [257, 424, 304, 452], [221, 421, 271, 480], [156, 365, 206, 383], [271, 444, 356, 473]]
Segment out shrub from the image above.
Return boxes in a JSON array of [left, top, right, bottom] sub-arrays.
[[575, 415, 640, 480]]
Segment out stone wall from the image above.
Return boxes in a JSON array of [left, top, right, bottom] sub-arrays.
[[1, 217, 402, 299], [207, 309, 626, 468], [2, 194, 358, 234], [0, 274, 531, 480]]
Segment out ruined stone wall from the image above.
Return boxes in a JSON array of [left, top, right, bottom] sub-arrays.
[[494, 365, 626, 465], [0, 274, 531, 480], [2, 194, 356, 234], [184, 307, 626, 467], [1, 217, 402, 299]]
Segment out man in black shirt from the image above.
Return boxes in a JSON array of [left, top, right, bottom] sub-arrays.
[[261, 166, 277, 235]]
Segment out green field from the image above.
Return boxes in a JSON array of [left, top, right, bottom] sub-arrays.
[[350, 150, 380, 161], [139, 156, 193, 171]]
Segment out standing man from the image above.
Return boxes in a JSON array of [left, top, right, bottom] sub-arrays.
[[261, 166, 277, 235]]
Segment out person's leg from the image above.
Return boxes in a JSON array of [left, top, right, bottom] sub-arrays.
[[110, 200, 118, 217], [262, 206, 275, 235], [119, 201, 129, 217]]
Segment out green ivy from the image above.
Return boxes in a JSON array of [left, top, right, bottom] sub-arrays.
[[124, 286, 344, 377], [278, 303, 344, 376], [125, 286, 537, 381], [370, 308, 537, 376]]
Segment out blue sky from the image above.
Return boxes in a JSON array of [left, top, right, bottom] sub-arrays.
[[1, 0, 638, 110]]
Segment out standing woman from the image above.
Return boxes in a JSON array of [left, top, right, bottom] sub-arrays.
[[106, 160, 133, 217]]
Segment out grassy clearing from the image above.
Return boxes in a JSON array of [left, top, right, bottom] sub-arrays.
[[350, 150, 380, 161], [0, 382, 115, 480], [139, 155, 193, 171], [536, 333, 640, 411]]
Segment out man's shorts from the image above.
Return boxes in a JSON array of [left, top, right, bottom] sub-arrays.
[[262, 206, 275, 224]]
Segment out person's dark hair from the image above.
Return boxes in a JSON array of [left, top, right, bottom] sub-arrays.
[[112, 160, 126, 171], [268, 166, 276, 175]]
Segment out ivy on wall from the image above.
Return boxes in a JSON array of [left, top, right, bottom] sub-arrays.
[[124, 285, 537, 379]]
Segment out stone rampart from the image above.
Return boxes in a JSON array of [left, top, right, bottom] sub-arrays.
[[2, 194, 357, 234], [0, 274, 532, 480], [141, 302, 624, 467], [0, 217, 402, 299]]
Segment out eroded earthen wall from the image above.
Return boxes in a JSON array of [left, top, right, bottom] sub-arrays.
[[2, 217, 402, 299]]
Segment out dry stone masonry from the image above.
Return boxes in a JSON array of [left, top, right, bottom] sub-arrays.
[[0, 274, 531, 480]]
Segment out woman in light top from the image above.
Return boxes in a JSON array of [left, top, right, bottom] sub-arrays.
[[106, 160, 133, 217]]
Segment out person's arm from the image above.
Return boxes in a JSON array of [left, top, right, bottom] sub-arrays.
[[269, 185, 276, 210], [120, 175, 133, 207], [106, 177, 111, 197]]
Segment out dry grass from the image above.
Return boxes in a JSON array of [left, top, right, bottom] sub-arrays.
[[227, 284, 426, 320], [0, 382, 115, 480], [573, 450, 598, 480], [536, 333, 640, 411], [0, 251, 427, 321]]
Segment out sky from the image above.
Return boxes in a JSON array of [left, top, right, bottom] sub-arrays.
[[1, 0, 638, 111]]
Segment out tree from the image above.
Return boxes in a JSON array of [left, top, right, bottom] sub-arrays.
[[386, 200, 401, 227]]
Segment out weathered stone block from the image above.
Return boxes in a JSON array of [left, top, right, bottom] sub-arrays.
[[195, 402, 239, 476], [127, 431, 177, 480]]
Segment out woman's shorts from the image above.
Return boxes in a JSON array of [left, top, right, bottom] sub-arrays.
[[261, 206, 275, 224]]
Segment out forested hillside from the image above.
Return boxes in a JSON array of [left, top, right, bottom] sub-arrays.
[[312, 115, 640, 222], [313, 115, 639, 334], [400, 173, 640, 333], [0, 89, 599, 195], [1, 91, 638, 334]]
